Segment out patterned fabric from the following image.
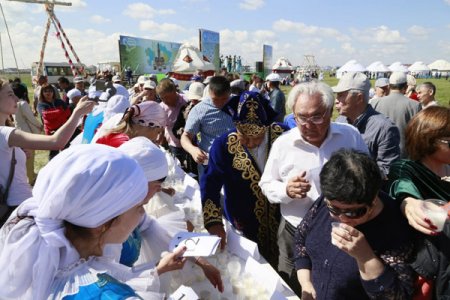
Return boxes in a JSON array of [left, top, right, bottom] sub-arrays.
[[120, 229, 142, 267], [63, 273, 141, 300], [294, 193, 416, 299], [200, 123, 287, 267], [183, 97, 235, 152]]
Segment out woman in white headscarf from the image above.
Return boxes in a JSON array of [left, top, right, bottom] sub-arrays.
[[0, 144, 187, 299], [118, 137, 224, 293]]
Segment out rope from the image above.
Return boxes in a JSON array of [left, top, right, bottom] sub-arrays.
[[0, 1, 20, 78], [38, 16, 52, 78], [48, 10, 85, 76], [49, 14, 78, 76]]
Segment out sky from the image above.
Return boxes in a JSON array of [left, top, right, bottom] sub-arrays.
[[1, 0, 450, 69]]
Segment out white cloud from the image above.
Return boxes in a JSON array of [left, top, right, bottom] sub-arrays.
[[57, 0, 87, 12], [352, 26, 407, 44], [123, 3, 175, 20], [407, 25, 429, 38], [90, 15, 111, 24], [273, 19, 350, 42], [445, 0, 450, 5], [239, 0, 265, 10], [139, 20, 185, 33], [341, 43, 356, 54]]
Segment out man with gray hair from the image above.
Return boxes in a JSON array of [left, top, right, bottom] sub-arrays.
[[333, 72, 400, 177], [417, 81, 439, 109], [259, 80, 368, 295], [371, 72, 421, 157]]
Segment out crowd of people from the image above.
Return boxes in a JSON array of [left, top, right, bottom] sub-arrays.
[[0, 67, 448, 299]]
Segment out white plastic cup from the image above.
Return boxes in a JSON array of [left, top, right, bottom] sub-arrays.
[[422, 199, 448, 232]]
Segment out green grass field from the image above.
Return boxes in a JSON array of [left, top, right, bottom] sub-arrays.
[[3, 72, 449, 176]]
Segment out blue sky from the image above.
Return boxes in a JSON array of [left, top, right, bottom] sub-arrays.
[[1, 0, 450, 69]]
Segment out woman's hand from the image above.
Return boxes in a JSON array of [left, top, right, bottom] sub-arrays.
[[331, 223, 375, 262], [73, 96, 95, 117], [301, 281, 316, 300], [156, 246, 187, 275], [402, 197, 439, 235], [197, 259, 224, 292]]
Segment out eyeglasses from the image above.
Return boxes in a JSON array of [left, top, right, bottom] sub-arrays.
[[437, 139, 450, 148], [294, 110, 328, 125], [325, 200, 370, 219]]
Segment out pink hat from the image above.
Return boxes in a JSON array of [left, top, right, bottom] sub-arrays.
[[130, 101, 167, 128]]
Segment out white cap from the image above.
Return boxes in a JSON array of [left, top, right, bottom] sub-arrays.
[[406, 74, 416, 86], [137, 75, 147, 84], [375, 78, 389, 88], [265, 73, 282, 82], [389, 72, 407, 85], [332, 72, 370, 93], [187, 82, 205, 100], [67, 88, 82, 101], [118, 137, 168, 182], [112, 75, 121, 83], [143, 80, 156, 90]]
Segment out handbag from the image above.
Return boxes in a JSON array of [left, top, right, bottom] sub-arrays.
[[0, 148, 16, 220]]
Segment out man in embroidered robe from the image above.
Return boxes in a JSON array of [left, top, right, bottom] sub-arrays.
[[201, 91, 288, 268]]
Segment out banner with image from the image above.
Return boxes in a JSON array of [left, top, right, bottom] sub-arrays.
[[119, 35, 181, 75], [262, 44, 273, 76], [199, 29, 220, 70]]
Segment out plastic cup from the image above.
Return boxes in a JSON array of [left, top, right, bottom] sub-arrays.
[[422, 199, 448, 232]]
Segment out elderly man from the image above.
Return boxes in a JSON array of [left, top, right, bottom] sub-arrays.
[[371, 72, 421, 157], [417, 81, 439, 109], [266, 73, 286, 122], [259, 80, 368, 295], [373, 78, 390, 99], [181, 76, 235, 179], [201, 91, 287, 268], [333, 72, 400, 177]]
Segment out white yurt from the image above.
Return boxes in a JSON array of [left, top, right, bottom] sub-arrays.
[[170, 43, 215, 87], [408, 61, 430, 77], [336, 60, 366, 78], [388, 62, 408, 73], [272, 57, 294, 74], [428, 59, 450, 71]]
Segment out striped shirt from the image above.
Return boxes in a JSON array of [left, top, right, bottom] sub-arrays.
[[184, 97, 235, 152]]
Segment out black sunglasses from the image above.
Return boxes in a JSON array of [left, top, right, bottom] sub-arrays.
[[325, 200, 369, 219]]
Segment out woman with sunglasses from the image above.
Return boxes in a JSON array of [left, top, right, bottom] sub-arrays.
[[294, 149, 415, 300], [388, 106, 450, 299]]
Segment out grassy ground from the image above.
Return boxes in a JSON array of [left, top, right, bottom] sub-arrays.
[[3, 72, 449, 176]]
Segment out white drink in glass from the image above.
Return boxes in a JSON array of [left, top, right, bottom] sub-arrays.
[[422, 199, 448, 232]]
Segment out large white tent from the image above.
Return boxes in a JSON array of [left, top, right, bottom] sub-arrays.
[[272, 57, 294, 74], [336, 60, 366, 78], [388, 62, 408, 73], [408, 61, 430, 77], [428, 59, 450, 71], [366, 61, 390, 73], [171, 43, 215, 83]]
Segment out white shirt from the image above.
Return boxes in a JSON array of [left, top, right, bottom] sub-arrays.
[[422, 100, 439, 109], [0, 126, 32, 206], [259, 123, 368, 227]]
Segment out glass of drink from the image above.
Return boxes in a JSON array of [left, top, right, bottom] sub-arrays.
[[422, 199, 448, 232]]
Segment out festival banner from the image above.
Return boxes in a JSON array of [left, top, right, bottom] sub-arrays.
[[199, 29, 220, 70], [262, 44, 273, 76], [119, 35, 181, 75]]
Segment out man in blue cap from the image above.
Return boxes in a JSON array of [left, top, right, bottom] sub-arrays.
[[200, 91, 288, 269]]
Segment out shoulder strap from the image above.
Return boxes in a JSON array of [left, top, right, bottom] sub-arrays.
[[2, 149, 16, 203]]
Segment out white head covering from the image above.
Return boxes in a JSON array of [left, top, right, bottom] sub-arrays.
[[0, 144, 147, 299], [119, 137, 169, 182], [131, 101, 167, 128], [103, 94, 130, 122]]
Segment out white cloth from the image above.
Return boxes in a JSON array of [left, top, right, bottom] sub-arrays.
[[247, 130, 269, 173], [259, 123, 368, 227], [0, 144, 148, 300], [103, 95, 130, 123], [0, 126, 32, 206], [113, 83, 130, 99], [118, 137, 168, 182]]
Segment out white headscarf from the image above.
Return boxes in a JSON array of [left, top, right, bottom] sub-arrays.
[[118, 137, 168, 182], [0, 144, 147, 300], [103, 94, 130, 123]]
